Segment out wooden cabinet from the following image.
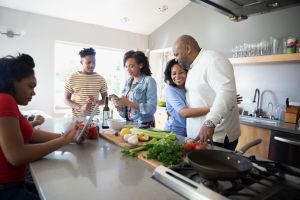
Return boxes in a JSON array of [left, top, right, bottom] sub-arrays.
[[154, 108, 168, 130], [236, 124, 271, 159], [229, 53, 300, 65]]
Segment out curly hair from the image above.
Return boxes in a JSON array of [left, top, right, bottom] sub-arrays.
[[79, 47, 96, 58], [0, 53, 35, 95], [164, 59, 187, 87], [123, 50, 152, 76]]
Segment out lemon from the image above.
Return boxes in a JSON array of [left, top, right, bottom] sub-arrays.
[[119, 128, 131, 137]]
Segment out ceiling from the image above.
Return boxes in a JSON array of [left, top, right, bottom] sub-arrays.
[[0, 0, 190, 35]]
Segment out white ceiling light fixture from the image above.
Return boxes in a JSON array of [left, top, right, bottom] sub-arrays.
[[0, 29, 26, 38], [158, 5, 168, 12]]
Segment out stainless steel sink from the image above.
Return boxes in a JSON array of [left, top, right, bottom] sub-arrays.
[[240, 116, 279, 126]]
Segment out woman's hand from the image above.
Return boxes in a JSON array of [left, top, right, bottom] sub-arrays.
[[111, 97, 124, 111], [31, 115, 45, 127], [62, 121, 80, 144], [116, 96, 130, 107], [236, 94, 243, 104]]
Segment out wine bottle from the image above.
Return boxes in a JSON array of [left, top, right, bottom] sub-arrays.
[[102, 96, 110, 129]]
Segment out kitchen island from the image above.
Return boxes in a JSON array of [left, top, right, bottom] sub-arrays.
[[30, 118, 185, 200]]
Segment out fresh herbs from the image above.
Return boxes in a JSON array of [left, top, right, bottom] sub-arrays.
[[122, 137, 184, 167], [147, 141, 184, 166]]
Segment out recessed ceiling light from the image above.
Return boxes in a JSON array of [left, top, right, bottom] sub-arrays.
[[158, 5, 168, 12], [120, 17, 130, 23]]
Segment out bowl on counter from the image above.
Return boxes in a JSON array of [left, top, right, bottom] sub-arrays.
[[107, 118, 126, 130]]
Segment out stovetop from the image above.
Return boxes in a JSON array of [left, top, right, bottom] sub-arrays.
[[152, 157, 300, 200]]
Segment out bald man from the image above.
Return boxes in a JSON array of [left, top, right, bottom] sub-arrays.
[[172, 35, 240, 150]]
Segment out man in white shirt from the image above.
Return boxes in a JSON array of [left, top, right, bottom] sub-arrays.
[[172, 35, 240, 150]]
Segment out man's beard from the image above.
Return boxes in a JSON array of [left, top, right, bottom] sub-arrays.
[[180, 62, 190, 70]]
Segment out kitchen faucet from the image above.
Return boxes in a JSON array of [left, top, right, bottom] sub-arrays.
[[253, 88, 261, 117], [267, 102, 274, 119]]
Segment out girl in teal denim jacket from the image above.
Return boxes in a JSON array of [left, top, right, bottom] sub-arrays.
[[112, 51, 157, 128]]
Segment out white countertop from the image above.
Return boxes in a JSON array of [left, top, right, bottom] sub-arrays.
[[30, 118, 184, 200]]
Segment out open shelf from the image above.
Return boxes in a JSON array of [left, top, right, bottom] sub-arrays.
[[229, 53, 300, 65]]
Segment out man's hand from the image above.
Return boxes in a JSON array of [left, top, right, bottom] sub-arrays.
[[194, 125, 215, 145], [88, 95, 100, 106]]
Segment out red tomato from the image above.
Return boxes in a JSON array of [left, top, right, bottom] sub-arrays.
[[79, 122, 85, 129], [184, 140, 196, 153], [194, 144, 207, 150], [86, 126, 98, 139]]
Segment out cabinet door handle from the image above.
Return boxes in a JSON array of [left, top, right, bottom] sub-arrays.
[[274, 136, 300, 146]]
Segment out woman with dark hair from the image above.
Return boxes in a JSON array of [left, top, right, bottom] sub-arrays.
[[111, 50, 157, 128], [0, 54, 79, 200], [164, 59, 210, 136]]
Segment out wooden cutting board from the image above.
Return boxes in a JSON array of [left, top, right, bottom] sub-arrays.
[[137, 151, 162, 168], [99, 130, 141, 148]]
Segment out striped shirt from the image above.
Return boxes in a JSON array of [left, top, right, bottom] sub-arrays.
[[65, 71, 108, 117]]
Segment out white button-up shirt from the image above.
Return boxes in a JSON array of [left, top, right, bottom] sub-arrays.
[[185, 49, 240, 143]]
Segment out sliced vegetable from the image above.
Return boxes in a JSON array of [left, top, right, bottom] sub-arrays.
[[127, 134, 139, 145], [123, 133, 135, 141], [119, 127, 132, 137], [121, 138, 158, 157], [138, 134, 149, 142]]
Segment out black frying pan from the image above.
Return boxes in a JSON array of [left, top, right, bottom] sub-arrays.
[[187, 139, 262, 180]]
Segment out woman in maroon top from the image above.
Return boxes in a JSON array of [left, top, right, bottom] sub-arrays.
[[0, 54, 79, 200]]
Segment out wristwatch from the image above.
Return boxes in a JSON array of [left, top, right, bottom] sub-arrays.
[[203, 120, 216, 128]]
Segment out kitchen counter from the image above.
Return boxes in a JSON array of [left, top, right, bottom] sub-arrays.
[[240, 116, 300, 135], [30, 118, 185, 200]]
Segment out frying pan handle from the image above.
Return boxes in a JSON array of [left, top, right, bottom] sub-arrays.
[[236, 139, 262, 154]]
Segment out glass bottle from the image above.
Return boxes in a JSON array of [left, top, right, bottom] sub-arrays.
[[102, 96, 110, 129]]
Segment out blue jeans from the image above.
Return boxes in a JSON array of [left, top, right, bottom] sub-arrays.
[[0, 182, 40, 200]]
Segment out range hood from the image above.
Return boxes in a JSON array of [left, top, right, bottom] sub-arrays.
[[191, 0, 300, 21]]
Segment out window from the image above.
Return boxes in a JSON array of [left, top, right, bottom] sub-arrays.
[[149, 48, 173, 101], [54, 41, 125, 113]]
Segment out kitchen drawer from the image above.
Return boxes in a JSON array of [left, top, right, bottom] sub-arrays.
[[237, 124, 271, 159]]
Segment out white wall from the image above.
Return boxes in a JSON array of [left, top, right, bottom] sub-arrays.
[[0, 6, 148, 116], [149, 3, 300, 56], [149, 3, 300, 113]]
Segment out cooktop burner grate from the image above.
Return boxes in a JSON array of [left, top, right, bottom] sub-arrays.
[[169, 158, 300, 200]]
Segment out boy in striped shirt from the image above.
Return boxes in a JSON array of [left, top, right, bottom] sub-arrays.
[[65, 48, 108, 117]]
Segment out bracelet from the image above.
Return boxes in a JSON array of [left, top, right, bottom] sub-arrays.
[[203, 120, 216, 128]]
